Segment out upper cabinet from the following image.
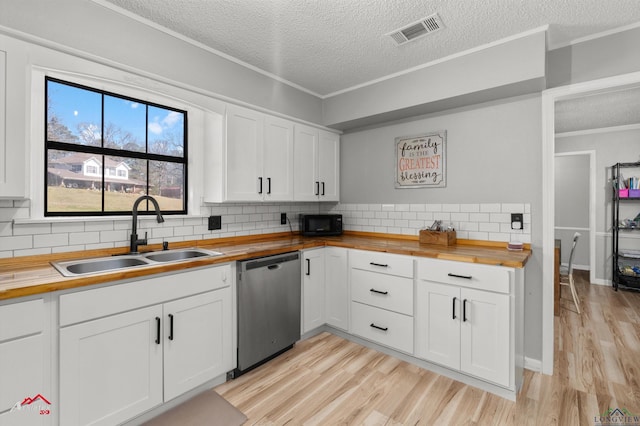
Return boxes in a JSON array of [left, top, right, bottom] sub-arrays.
[[0, 44, 27, 199], [293, 123, 340, 202], [204, 104, 338, 203]]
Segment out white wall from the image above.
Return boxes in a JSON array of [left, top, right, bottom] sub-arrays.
[[554, 155, 590, 269], [338, 94, 544, 361]]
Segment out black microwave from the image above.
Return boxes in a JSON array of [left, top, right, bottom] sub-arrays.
[[300, 214, 343, 236]]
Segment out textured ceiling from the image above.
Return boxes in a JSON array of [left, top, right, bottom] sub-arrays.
[[555, 86, 640, 133], [98, 0, 640, 97]]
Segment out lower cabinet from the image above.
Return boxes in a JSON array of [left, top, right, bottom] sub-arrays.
[[349, 250, 414, 354], [324, 247, 348, 331], [415, 258, 512, 388], [302, 247, 349, 334], [59, 265, 233, 426], [301, 249, 325, 334], [0, 297, 50, 426]]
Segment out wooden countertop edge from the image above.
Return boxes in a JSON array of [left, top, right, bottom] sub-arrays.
[[0, 231, 531, 301]]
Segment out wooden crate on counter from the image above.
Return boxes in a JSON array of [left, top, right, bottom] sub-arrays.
[[419, 230, 457, 246]]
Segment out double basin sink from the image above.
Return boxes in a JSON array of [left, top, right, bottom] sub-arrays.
[[52, 248, 223, 277]]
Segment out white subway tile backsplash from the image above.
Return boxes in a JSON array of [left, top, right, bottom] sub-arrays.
[[0, 200, 529, 257], [480, 203, 501, 213]]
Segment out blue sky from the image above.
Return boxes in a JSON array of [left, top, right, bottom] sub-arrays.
[[48, 80, 184, 148]]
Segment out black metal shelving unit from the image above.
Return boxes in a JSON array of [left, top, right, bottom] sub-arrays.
[[611, 161, 640, 291]]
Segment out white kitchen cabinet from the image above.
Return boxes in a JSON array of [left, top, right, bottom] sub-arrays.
[[0, 42, 27, 199], [225, 104, 264, 201], [59, 265, 233, 426], [163, 288, 232, 401], [293, 124, 340, 201], [0, 298, 49, 426], [324, 247, 349, 331], [349, 250, 414, 354], [263, 115, 294, 201], [416, 258, 512, 388], [302, 249, 325, 333], [206, 104, 293, 202], [59, 305, 164, 426]]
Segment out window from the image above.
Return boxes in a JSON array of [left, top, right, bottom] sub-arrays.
[[45, 77, 187, 216]]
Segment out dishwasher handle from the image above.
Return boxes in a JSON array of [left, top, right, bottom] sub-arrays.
[[268, 264, 281, 271]]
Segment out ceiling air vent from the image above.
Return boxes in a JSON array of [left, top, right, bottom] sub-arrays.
[[386, 13, 444, 46]]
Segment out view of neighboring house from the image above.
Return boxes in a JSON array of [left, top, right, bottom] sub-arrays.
[[47, 152, 147, 193]]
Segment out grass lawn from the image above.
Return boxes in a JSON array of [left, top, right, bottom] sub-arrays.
[[47, 186, 183, 212]]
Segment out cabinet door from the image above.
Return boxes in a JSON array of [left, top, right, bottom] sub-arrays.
[[164, 288, 232, 400], [226, 105, 264, 201], [318, 131, 340, 201], [263, 116, 294, 201], [325, 247, 348, 331], [59, 305, 163, 426], [460, 288, 510, 387], [415, 281, 460, 370], [0, 298, 47, 426], [293, 124, 319, 201], [302, 249, 325, 333]]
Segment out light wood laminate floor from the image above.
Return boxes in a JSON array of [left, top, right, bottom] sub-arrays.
[[216, 271, 640, 425]]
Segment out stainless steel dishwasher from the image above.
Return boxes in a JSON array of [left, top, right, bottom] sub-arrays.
[[234, 251, 301, 376]]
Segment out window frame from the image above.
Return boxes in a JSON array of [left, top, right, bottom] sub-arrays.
[[44, 76, 189, 217]]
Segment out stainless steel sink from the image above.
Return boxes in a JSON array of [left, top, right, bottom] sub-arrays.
[[51, 248, 223, 277], [143, 248, 222, 263]]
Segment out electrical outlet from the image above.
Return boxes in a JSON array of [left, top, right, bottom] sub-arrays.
[[281, 213, 287, 225], [208, 215, 222, 230], [511, 213, 523, 230]]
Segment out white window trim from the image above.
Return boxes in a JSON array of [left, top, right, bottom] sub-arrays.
[[30, 65, 215, 220]]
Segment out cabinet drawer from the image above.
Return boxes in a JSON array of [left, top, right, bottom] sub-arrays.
[[351, 269, 413, 315], [0, 298, 44, 341], [417, 258, 511, 294], [351, 301, 413, 354], [350, 249, 414, 278]]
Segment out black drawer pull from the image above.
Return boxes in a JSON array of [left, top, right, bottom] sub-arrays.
[[452, 296, 457, 319], [463, 299, 468, 322], [258, 177, 263, 194], [370, 288, 389, 295], [155, 317, 161, 344], [315, 181, 320, 196], [267, 177, 271, 194], [306, 258, 311, 275], [321, 181, 325, 196], [370, 262, 389, 268], [168, 313, 174, 341], [370, 323, 388, 331], [448, 273, 472, 280]]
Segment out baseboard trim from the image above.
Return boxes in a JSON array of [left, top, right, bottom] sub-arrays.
[[524, 357, 542, 372]]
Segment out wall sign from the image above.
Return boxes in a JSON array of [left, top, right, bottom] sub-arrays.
[[395, 131, 446, 188]]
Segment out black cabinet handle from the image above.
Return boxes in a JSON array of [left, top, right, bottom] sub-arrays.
[[306, 258, 310, 276], [321, 182, 325, 196], [315, 181, 320, 196], [267, 177, 271, 194], [370, 323, 388, 331], [258, 177, 263, 194], [168, 313, 174, 341], [452, 297, 457, 319], [370, 288, 389, 295], [370, 262, 389, 268], [463, 299, 468, 322], [155, 317, 161, 344], [448, 273, 472, 280]]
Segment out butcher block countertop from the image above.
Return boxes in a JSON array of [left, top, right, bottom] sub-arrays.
[[0, 231, 531, 301]]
